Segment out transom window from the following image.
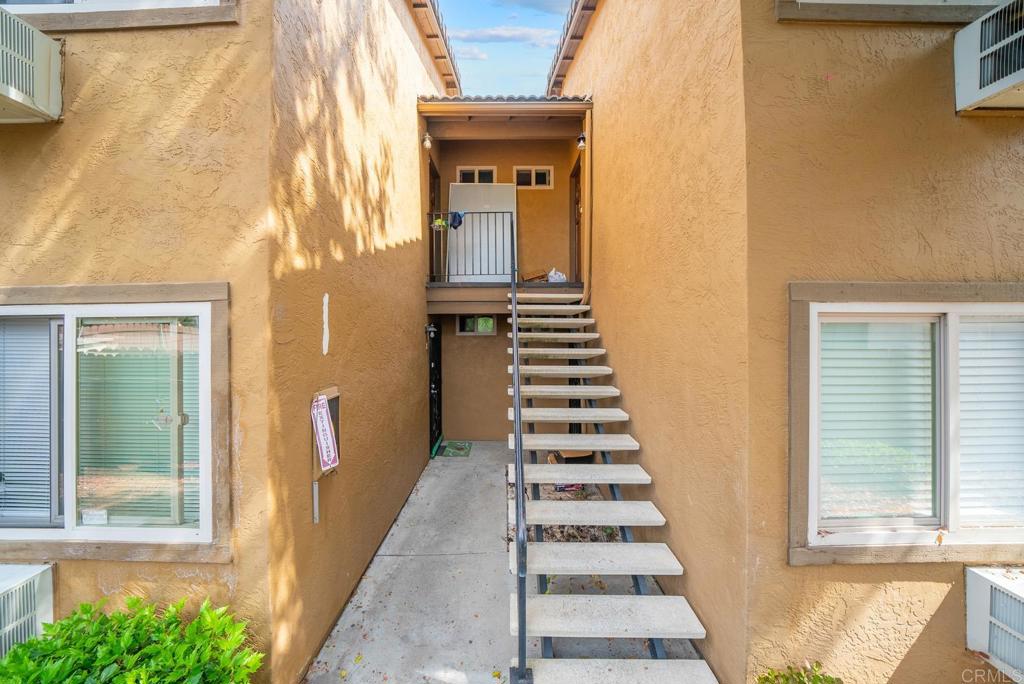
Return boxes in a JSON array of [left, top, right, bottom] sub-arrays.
[[806, 302, 1024, 549], [0, 302, 212, 544], [514, 166, 554, 189], [456, 166, 496, 184]]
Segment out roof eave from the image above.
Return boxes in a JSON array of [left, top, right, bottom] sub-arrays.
[[546, 0, 599, 97], [409, 0, 462, 96]]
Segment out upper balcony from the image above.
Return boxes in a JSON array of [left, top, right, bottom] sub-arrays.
[[419, 96, 592, 314]]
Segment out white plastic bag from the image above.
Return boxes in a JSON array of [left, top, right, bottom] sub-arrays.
[[547, 268, 567, 283]]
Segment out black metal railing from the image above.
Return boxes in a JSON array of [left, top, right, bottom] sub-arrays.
[[505, 214, 531, 684], [428, 211, 515, 283]]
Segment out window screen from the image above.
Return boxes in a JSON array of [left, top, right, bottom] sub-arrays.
[[76, 317, 199, 528], [818, 320, 938, 521]]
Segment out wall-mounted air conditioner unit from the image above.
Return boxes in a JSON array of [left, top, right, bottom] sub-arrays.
[[955, 0, 1024, 114], [966, 567, 1024, 681], [0, 564, 53, 657], [0, 7, 62, 123]]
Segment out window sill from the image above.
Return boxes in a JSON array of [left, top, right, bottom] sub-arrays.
[[776, 1, 996, 24], [0, 539, 231, 564], [791, 543, 1024, 566], [16, 3, 237, 32]]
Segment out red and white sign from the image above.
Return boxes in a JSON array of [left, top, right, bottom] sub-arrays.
[[311, 394, 339, 476]]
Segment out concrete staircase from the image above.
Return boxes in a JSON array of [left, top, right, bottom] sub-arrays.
[[505, 292, 717, 683]]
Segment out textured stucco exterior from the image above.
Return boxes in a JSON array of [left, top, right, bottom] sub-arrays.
[[560, 1, 751, 681], [741, 2, 1024, 681], [0, 0, 275, 664], [266, 0, 444, 680], [559, 0, 1024, 682], [0, 0, 446, 681]]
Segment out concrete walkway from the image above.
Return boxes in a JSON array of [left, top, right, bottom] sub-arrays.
[[304, 441, 698, 684]]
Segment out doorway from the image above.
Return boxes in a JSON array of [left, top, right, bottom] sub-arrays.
[[569, 156, 582, 282], [427, 321, 443, 456]]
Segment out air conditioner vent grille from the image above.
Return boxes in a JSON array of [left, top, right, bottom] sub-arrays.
[[980, 32, 1024, 88], [989, 622, 1024, 672], [0, 578, 39, 658], [0, 9, 35, 99], [981, 0, 1024, 51]]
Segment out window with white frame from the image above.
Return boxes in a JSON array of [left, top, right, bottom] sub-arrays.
[[776, 0, 996, 23], [806, 302, 1024, 549], [0, 0, 220, 14], [514, 166, 553, 189], [0, 302, 212, 544], [456, 166, 496, 184]]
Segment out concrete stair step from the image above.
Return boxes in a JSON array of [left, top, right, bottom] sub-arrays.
[[514, 658, 718, 684], [506, 463, 651, 485], [510, 542, 683, 576], [513, 499, 665, 527], [508, 365, 612, 378], [508, 304, 591, 315], [510, 594, 706, 639], [508, 347, 606, 359], [511, 317, 595, 329], [508, 407, 628, 423], [507, 293, 583, 303], [509, 384, 620, 399], [511, 332, 600, 342], [509, 432, 639, 452]]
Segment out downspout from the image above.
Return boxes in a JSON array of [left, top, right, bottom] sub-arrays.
[[580, 108, 594, 305]]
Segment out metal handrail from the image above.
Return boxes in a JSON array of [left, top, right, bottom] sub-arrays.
[[509, 219, 531, 684]]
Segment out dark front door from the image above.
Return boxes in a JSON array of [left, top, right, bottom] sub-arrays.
[[569, 157, 582, 282], [427, 322, 443, 455]]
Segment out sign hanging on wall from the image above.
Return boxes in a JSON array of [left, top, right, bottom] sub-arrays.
[[311, 391, 340, 478]]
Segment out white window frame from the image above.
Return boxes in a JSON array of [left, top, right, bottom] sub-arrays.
[[3, 0, 218, 14], [455, 166, 497, 184], [808, 301, 1024, 549], [0, 301, 213, 544], [513, 166, 554, 190], [455, 314, 496, 336]]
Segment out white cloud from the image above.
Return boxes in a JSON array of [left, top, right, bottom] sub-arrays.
[[454, 45, 489, 61], [495, 0, 568, 14], [449, 26, 560, 49]]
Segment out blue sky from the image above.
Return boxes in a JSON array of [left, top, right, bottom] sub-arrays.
[[437, 0, 573, 96]]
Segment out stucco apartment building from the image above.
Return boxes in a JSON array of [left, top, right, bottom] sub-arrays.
[[1, 0, 1023, 681]]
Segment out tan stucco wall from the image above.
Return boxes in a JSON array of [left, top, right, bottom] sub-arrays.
[[266, 0, 445, 680], [560, 1, 751, 682], [0, 0, 275, 666], [441, 315, 510, 441], [439, 139, 577, 279], [741, 3, 1024, 682]]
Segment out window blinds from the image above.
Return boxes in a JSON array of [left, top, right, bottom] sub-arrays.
[[959, 319, 1024, 526], [819, 321, 937, 521], [0, 319, 53, 523], [76, 318, 199, 528]]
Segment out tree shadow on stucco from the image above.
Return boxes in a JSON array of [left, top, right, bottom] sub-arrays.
[[265, 0, 442, 679]]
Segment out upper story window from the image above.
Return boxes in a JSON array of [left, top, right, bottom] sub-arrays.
[[0, 302, 214, 544], [776, 0, 996, 23], [0, 0, 220, 12], [456, 166, 496, 184], [514, 166, 554, 190]]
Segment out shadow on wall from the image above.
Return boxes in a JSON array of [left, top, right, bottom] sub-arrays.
[[752, 561, 981, 683], [265, 0, 437, 680]]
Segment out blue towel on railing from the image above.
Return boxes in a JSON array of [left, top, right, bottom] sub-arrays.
[[449, 211, 464, 229]]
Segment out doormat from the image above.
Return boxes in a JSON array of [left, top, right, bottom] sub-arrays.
[[441, 441, 472, 458]]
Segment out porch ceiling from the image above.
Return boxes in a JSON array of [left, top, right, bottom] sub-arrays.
[[418, 96, 591, 140]]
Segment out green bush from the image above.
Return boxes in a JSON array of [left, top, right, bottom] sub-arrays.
[[0, 597, 263, 684], [758, 662, 843, 684]]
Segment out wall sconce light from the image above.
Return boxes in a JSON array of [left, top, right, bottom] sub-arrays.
[[422, 132, 433, 150], [577, 132, 587, 150]]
